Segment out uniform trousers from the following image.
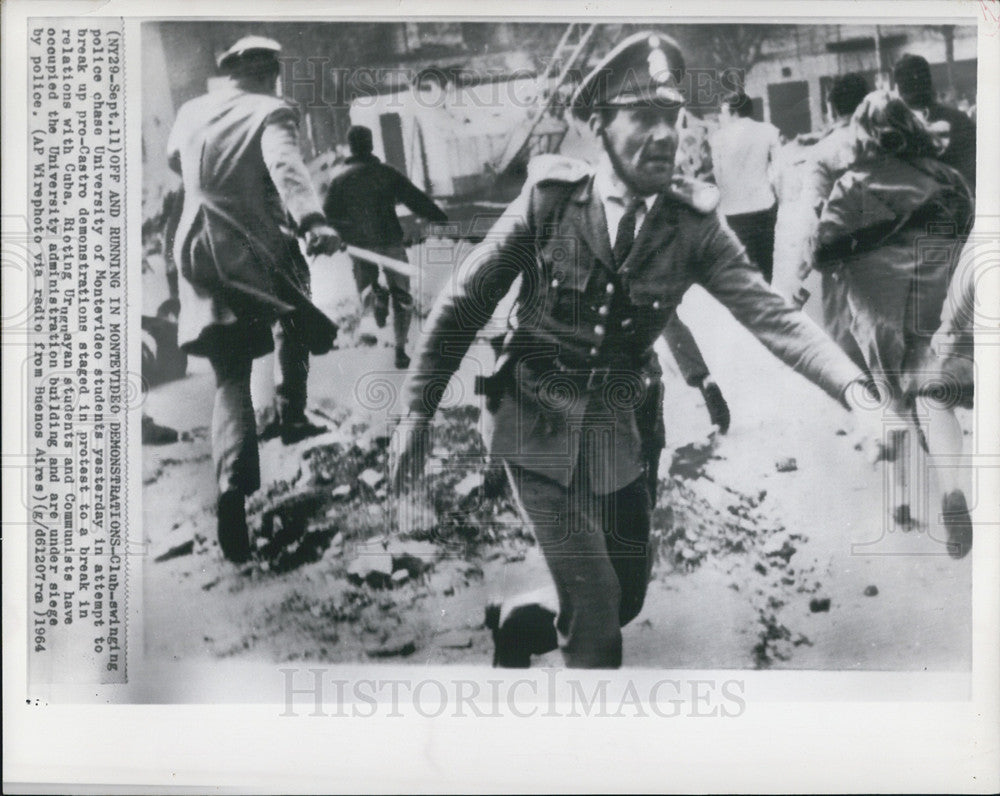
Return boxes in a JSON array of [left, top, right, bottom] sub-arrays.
[[207, 314, 310, 495], [503, 459, 653, 669], [350, 243, 414, 349]]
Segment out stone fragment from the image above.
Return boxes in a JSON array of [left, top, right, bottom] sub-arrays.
[[385, 541, 437, 578], [154, 539, 194, 562], [328, 484, 353, 503], [863, 585, 879, 597], [763, 533, 797, 562], [346, 553, 394, 588], [809, 597, 831, 613], [357, 469, 385, 491], [365, 635, 417, 658], [392, 569, 410, 586], [775, 457, 798, 473]]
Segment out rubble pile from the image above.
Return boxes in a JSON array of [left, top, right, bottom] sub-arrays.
[[222, 405, 529, 658], [154, 400, 832, 666], [653, 445, 823, 668], [652, 477, 773, 571]]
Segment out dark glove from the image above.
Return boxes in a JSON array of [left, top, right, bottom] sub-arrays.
[[700, 378, 731, 434]]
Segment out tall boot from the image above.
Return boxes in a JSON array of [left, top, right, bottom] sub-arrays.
[[217, 490, 251, 563]]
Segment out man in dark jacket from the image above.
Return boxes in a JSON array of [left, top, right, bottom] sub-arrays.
[[168, 36, 341, 562], [893, 53, 976, 191], [392, 31, 880, 668], [323, 126, 448, 369]]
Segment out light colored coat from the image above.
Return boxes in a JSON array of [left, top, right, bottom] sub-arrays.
[[815, 155, 974, 390], [167, 83, 334, 358]]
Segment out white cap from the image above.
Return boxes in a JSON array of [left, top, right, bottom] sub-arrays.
[[216, 35, 282, 70]]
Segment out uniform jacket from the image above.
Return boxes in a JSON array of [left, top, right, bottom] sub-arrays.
[[323, 155, 447, 249], [404, 157, 864, 493], [168, 83, 336, 358]]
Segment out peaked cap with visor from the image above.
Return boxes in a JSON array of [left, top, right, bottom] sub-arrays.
[[216, 35, 282, 76], [570, 31, 686, 120]]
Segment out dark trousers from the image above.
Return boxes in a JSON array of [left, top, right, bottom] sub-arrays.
[[663, 311, 710, 386], [351, 244, 414, 349], [504, 462, 653, 668], [207, 314, 309, 495], [272, 315, 310, 423], [726, 205, 778, 283], [208, 347, 258, 496]]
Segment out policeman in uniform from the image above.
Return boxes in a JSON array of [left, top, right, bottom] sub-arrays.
[[169, 37, 341, 562], [392, 32, 876, 668]]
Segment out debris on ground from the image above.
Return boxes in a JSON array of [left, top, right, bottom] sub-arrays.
[[148, 391, 832, 669], [809, 597, 832, 613], [365, 634, 418, 658], [668, 439, 721, 480], [154, 539, 194, 563], [328, 484, 353, 502], [347, 554, 395, 589], [357, 468, 385, 494]]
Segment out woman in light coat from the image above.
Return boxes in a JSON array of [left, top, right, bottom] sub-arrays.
[[814, 90, 975, 558]]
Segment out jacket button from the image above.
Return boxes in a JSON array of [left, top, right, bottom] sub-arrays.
[[652, 300, 661, 309], [594, 325, 605, 336], [621, 318, 633, 328], [606, 283, 615, 295], [590, 347, 599, 356], [598, 305, 609, 316], [551, 279, 559, 288]]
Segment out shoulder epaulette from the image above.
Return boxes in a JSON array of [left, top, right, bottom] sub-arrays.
[[527, 154, 593, 187], [668, 174, 720, 214]]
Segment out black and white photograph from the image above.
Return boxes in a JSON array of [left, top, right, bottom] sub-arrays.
[[139, 17, 980, 672], [2, 1, 998, 792]]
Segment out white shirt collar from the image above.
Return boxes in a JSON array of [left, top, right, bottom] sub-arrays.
[[594, 155, 658, 212]]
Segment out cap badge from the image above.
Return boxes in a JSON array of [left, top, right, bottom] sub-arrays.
[[647, 38, 670, 85]]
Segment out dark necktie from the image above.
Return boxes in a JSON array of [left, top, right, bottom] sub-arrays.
[[612, 196, 644, 267]]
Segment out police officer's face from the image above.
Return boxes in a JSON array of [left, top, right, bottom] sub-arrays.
[[592, 104, 680, 194]]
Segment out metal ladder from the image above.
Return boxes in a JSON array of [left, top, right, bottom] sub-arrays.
[[492, 23, 598, 176]]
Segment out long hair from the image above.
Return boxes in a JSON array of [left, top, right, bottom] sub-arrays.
[[850, 90, 943, 162]]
